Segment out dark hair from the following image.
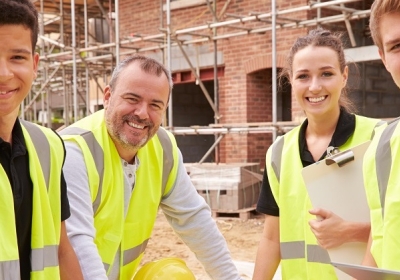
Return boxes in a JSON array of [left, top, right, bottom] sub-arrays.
[[109, 54, 173, 95], [280, 28, 355, 113], [369, 0, 400, 51], [0, 0, 39, 52]]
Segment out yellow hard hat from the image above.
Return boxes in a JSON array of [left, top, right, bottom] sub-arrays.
[[133, 257, 196, 280]]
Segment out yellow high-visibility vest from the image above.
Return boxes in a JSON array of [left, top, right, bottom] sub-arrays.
[[0, 120, 63, 280], [60, 110, 179, 279], [266, 115, 381, 279], [364, 117, 400, 269]]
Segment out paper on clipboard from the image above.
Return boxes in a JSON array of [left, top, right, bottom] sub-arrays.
[[301, 141, 371, 276]]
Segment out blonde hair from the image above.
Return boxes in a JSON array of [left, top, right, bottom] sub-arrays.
[[369, 0, 400, 51]]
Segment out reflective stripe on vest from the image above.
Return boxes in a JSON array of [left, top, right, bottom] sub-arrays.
[[61, 127, 105, 214], [20, 120, 51, 190], [31, 245, 59, 271], [123, 239, 149, 266], [100, 244, 150, 272], [157, 128, 174, 197], [374, 119, 398, 218], [270, 136, 284, 184], [0, 261, 20, 280], [281, 241, 330, 263]]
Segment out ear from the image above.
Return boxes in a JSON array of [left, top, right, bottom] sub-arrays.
[[379, 48, 388, 71], [342, 65, 348, 87], [103, 85, 111, 109]]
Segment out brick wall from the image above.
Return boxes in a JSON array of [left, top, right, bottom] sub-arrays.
[[118, 0, 386, 168]]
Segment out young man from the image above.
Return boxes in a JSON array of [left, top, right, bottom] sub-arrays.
[[60, 54, 242, 279], [0, 0, 83, 279], [362, 0, 400, 270]]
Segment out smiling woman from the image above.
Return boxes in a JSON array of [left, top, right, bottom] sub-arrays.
[[253, 28, 382, 280], [290, 45, 348, 125]]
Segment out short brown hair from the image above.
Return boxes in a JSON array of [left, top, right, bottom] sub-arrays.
[[369, 0, 400, 51]]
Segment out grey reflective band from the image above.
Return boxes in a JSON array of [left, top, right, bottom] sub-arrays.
[[0, 260, 20, 280], [81, 130, 105, 214], [281, 241, 330, 264], [271, 136, 284, 183], [103, 263, 110, 274], [31, 245, 59, 271], [374, 119, 398, 218], [156, 129, 174, 197], [102, 239, 150, 271], [306, 244, 331, 264], [280, 241, 305, 259], [60, 127, 105, 214], [371, 120, 387, 139], [20, 120, 51, 190], [123, 239, 149, 266]]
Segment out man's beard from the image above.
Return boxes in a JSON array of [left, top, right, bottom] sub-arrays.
[[106, 113, 159, 151]]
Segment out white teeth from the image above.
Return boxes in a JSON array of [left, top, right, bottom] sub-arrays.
[[128, 122, 145, 129], [308, 96, 326, 103], [0, 90, 14, 95]]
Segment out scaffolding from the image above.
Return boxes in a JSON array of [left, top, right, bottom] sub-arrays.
[[29, 0, 372, 161]]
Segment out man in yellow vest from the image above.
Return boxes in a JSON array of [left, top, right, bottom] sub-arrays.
[[60, 54, 242, 279], [0, 0, 83, 279], [362, 0, 400, 270]]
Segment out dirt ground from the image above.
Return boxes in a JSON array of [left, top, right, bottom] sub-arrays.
[[140, 209, 265, 279]]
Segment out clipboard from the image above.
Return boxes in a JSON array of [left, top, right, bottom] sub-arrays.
[[301, 141, 372, 278], [332, 261, 400, 280]]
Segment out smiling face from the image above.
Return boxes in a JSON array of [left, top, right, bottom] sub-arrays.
[[378, 11, 400, 89], [290, 45, 348, 119], [0, 24, 39, 120], [103, 61, 170, 162]]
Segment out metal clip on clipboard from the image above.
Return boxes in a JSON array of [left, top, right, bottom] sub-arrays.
[[325, 146, 355, 167]]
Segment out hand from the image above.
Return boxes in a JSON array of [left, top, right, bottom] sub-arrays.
[[308, 208, 346, 249]]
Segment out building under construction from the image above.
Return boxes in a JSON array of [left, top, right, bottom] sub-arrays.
[[29, 0, 399, 168]]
